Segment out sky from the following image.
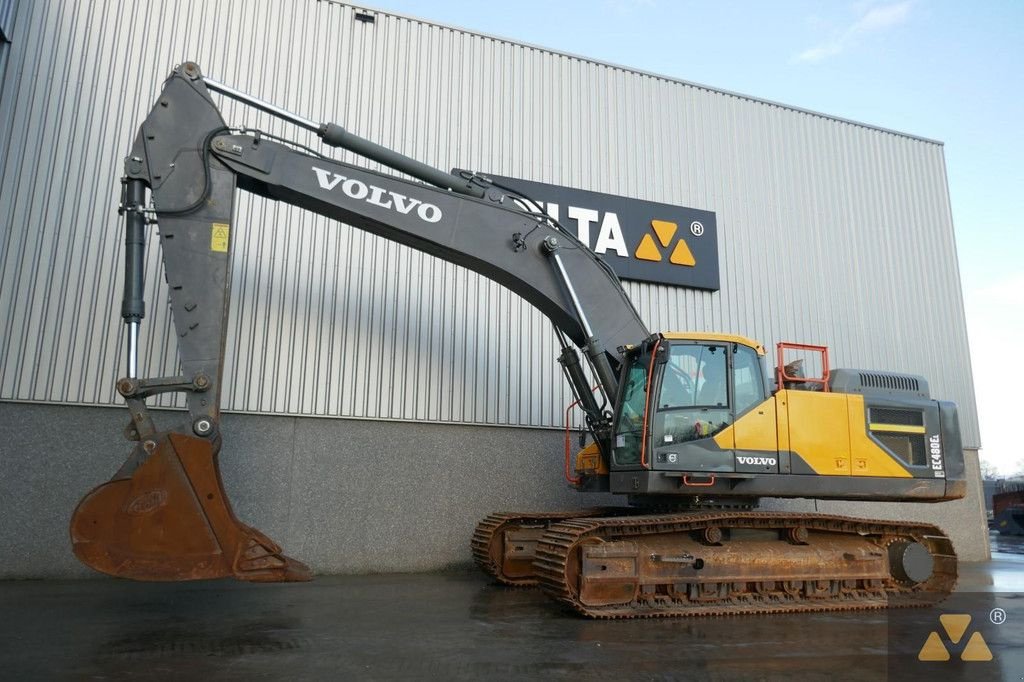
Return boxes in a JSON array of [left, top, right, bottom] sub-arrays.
[[362, 0, 1023, 474]]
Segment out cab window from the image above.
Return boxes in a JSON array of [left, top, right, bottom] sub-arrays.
[[659, 344, 727, 409], [612, 357, 649, 465], [732, 345, 765, 416], [654, 344, 730, 444]]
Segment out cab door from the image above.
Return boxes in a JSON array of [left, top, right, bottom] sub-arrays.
[[730, 344, 779, 472], [611, 348, 653, 470], [649, 342, 734, 472]]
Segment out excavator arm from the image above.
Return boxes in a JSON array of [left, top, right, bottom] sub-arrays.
[[71, 62, 648, 581]]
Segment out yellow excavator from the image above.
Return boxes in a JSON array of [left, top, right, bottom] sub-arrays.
[[70, 63, 964, 617]]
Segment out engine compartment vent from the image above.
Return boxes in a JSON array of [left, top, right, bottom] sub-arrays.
[[829, 369, 929, 398], [860, 372, 919, 392], [870, 407, 924, 426]]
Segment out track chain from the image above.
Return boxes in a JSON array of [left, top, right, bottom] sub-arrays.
[[533, 511, 957, 619], [471, 509, 612, 586]]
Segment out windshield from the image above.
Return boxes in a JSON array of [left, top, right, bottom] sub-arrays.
[[614, 343, 752, 464], [659, 344, 727, 409], [653, 343, 731, 446]]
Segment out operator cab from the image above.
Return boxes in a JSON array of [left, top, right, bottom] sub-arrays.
[[611, 333, 768, 470]]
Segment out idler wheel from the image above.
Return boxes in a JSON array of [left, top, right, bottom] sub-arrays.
[[888, 540, 933, 584]]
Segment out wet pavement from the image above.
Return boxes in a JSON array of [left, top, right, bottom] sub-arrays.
[[2, 534, 1022, 680]]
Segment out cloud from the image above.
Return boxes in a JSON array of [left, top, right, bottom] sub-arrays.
[[795, 1, 913, 64], [857, 2, 913, 30]]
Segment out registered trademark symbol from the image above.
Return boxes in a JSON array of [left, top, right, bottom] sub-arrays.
[[990, 607, 1007, 625], [690, 221, 704, 236]]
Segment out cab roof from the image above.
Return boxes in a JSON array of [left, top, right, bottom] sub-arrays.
[[661, 332, 766, 356]]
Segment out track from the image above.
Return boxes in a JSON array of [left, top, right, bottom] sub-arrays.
[[531, 511, 957, 618], [472, 509, 613, 586]]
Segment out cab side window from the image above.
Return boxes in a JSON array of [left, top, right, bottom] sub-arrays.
[[732, 345, 765, 416]]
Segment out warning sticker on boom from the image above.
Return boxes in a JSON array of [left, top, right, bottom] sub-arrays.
[[211, 223, 230, 253]]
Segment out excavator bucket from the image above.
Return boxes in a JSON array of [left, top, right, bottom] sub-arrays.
[[70, 433, 310, 582]]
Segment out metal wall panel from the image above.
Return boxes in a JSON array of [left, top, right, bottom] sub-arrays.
[[0, 0, 14, 104], [0, 0, 979, 446], [0, 0, 14, 40]]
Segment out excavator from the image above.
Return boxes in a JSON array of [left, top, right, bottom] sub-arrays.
[[70, 63, 966, 618]]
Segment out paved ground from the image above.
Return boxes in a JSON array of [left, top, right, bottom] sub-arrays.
[[1, 534, 1021, 680]]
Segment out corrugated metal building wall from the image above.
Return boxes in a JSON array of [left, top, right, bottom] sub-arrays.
[[0, 0, 15, 95], [0, 1, 988, 576], [0, 0, 979, 448]]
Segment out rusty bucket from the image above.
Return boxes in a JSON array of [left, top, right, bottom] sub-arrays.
[[70, 433, 310, 582]]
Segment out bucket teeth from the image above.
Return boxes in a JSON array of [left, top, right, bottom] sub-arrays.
[[70, 432, 310, 582]]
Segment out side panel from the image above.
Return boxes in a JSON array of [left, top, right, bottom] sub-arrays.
[[785, 390, 851, 475], [732, 399, 778, 452], [730, 398, 779, 473], [688, 391, 927, 481]]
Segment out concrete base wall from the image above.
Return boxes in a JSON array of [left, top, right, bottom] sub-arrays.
[[0, 402, 988, 579]]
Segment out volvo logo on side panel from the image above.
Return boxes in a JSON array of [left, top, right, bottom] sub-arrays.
[[735, 454, 777, 472]]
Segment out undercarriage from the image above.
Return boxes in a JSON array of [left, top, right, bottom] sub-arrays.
[[474, 509, 956, 618]]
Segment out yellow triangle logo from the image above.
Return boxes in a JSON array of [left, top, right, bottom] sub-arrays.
[[635, 219, 697, 267], [960, 632, 993, 661], [917, 631, 950, 661], [635, 233, 663, 262], [918, 614, 994, 663], [670, 240, 696, 266], [651, 220, 677, 247], [939, 614, 971, 644]]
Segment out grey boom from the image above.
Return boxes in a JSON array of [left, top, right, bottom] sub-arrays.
[[121, 63, 649, 446]]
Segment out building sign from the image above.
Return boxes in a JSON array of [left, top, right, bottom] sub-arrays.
[[476, 174, 720, 291]]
